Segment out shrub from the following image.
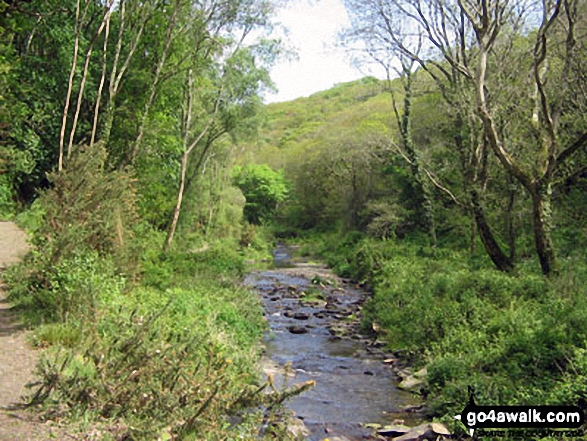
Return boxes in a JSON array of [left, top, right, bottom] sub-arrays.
[[8, 143, 140, 321], [317, 233, 587, 423]]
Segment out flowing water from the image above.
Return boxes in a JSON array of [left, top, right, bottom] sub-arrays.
[[244, 245, 421, 440]]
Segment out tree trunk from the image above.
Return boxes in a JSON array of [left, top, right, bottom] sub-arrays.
[[471, 189, 514, 272], [531, 184, 556, 276], [90, 0, 113, 147], [164, 152, 187, 252], [505, 177, 516, 261], [392, 69, 436, 244]]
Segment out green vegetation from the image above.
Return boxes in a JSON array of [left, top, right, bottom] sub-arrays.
[[306, 235, 587, 433], [5, 143, 279, 439], [2, 0, 587, 439], [233, 164, 289, 225], [1, 0, 296, 438]]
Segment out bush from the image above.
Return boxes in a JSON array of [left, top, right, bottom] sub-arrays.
[[315, 232, 587, 423], [8, 143, 140, 321], [233, 164, 288, 225], [31, 282, 267, 439]]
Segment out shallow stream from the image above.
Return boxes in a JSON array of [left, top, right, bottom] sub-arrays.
[[244, 245, 420, 440]]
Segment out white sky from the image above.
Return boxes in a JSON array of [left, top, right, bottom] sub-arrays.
[[263, 0, 378, 103]]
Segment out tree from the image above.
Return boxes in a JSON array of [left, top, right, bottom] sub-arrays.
[[233, 164, 288, 225], [163, 0, 278, 251], [461, 0, 587, 276], [343, 0, 587, 276], [342, 0, 515, 271]]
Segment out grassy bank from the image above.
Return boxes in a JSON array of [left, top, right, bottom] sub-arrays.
[[7, 230, 276, 440], [296, 232, 587, 433]]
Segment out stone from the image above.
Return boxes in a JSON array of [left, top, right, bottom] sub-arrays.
[[287, 326, 308, 334], [392, 424, 429, 441], [304, 300, 327, 308], [413, 367, 428, 379], [397, 368, 413, 379], [392, 423, 451, 441], [429, 423, 450, 436], [402, 404, 426, 413], [286, 417, 310, 438], [293, 312, 310, 320], [397, 376, 425, 392], [376, 424, 411, 437]]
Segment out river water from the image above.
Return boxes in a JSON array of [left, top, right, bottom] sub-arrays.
[[244, 246, 420, 440]]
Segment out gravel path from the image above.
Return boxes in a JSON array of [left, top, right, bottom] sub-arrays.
[[0, 222, 76, 440]]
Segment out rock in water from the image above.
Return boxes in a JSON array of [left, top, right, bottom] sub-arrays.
[[286, 417, 310, 438], [430, 423, 450, 436], [393, 423, 451, 441], [287, 325, 308, 334], [293, 312, 309, 320], [398, 375, 425, 392], [376, 424, 411, 436]]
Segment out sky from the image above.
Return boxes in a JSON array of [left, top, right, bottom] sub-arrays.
[[262, 0, 379, 103]]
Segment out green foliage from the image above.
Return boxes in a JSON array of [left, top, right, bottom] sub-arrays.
[[0, 174, 15, 218], [8, 143, 139, 321], [10, 214, 281, 439], [233, 164, 288, 225], [9, 250, 125, 322], [30, 275, 267, 439], [307, 232, 587, 422]]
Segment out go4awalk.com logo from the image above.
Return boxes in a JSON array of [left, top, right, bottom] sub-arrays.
[[454, 388, 585, 438]]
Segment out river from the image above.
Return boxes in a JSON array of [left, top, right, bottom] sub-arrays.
[[244, 245, 421, 440]]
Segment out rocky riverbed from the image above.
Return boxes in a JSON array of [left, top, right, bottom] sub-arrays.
[[245, 245, 451, 441]]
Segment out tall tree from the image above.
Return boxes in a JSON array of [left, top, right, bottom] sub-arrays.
[[163, 0, 277, 250], [342, 0, 515, 271]]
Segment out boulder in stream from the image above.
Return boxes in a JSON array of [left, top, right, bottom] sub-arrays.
[[285, 417, 310, 438], [392, 423, 450, 441], [287, 325, 308, 334], [376, 424, 411, 437], [397, 375, 425, 392]]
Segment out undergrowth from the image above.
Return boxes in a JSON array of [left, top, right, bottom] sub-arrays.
[[296, 232, 587, 435]]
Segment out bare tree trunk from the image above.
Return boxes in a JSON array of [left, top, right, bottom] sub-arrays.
[[454, 113, 513, 271], [471, 189, 514, 272], [165, 153, 189, 251], [58, 0, 89, 171], [67, 3, 113, 160], [505, 176, 517, 261], [90, 0, 113, 147], [531, 184, 556, 276], [164, 75, 222, 252]]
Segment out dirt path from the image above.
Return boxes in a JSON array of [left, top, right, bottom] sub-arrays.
[[0, 222, 76, 440]]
